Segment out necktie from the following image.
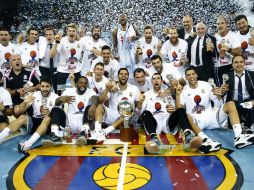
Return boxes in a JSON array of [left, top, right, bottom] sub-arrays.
[[49, 44, 54, 72], [237, 74, 243, 104], [196, 37, 201, 66]]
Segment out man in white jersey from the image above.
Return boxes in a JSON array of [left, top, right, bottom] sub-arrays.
[[89, 45, 120, 80], [180, 66, 254, 148], [87, 62, 109, 95], [15, 27, 40, 74], [90, 68, 140, 142], [159, 27, 188, 78], [49, 23, 87, 86], [215, 16, 241, 84], [15, 77, 59, 153], [112, 13, 141, 75], [41, 76, 98, 146], [235, 15, 254, 71], [0, 28, 15, 82], [135, 25, 162, 69], [80, 25, 107, 75]]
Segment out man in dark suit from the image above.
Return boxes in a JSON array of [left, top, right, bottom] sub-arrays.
[[177, 15, 196, 40], [224, 55, 254, 129], [186, 22, 217, 82]]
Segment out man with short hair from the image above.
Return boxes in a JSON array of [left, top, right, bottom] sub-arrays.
[[235, 15, 254, 71], [180, 66, 254, 149], [178, 15, 196, 40]]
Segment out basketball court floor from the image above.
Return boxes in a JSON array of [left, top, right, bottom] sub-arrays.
[[1, 128, 254, 190]]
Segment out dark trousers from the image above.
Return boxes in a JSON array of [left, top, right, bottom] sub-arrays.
[[235, 101, 254, 128], [140, 108, 190, 135]]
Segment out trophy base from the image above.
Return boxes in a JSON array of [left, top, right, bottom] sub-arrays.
[[120, 126, 135, 142]]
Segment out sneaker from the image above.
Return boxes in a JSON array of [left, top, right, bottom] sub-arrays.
[[198, 138, 221, 154], [89, 129, 106, 142], [183, 129, 202, 152], [145, 136, 170, 154], [234, 133, 254, 149], [41, 132, 63, 147], [18, 140, 31, 153], [76, 131, 87, 146]]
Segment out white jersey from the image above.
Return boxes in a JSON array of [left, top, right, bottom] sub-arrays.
[[0, 43, 15, 68], [180, 81, 222, 115], [0, 87, 13, 115], [136, 37, 160, 69], [31, 91, 59, 118], [116, 24, 136, 74], [236, 31, 254, 71], [108, 83, 139, 110], [15, 42, 39, 67], [80, 36, 107, 75], [56, 37, 86, 73], [61, 87, 96, 115], [90, 57, 120, 80], [215, 31, 241, 67], [87, 75, 108, 95]]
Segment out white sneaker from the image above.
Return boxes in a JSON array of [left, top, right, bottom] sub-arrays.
[[198, 138, 221, 154], [89, 129, 106, 142], [18, 140, 31, 153], [234, 133, 254, 149]]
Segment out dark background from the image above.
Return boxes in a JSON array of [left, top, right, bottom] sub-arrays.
[[0, 0, 19, 29]]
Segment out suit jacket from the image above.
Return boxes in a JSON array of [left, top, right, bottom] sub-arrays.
[[186, 33, 217, 80], [177, 27, 196, 40], [226, 70, 254, 102]]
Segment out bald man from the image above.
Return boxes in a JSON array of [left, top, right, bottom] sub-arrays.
[[178, 15, 196, 40], [187, 22, 217, 81]]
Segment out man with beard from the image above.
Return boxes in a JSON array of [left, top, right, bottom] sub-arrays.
[[6, 54, 40, 106], [187, 22, 217, 81], [14, 77, 59, 153], [177, 15, 196, 40], [112, 13, 141, 75], [135, 25, 162, 69], [15, 27, 40, 73], [49, 23, 87, 87], [80, 25, 107, 75], [235, 15, 254, 71], [159, 27, 188, 79], [215, 16, 241, 84], [89, 45, 120, 81], [41, 76, 97, 146], [89, 68, 140, 142], [179, 66, 254, 149], [0, 28, 15, 77]]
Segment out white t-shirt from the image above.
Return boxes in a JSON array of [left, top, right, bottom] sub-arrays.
[[15, 42, 39, 67], [180, 81, 222, 114], [90, 57, 120, 80], [56, 38, 86, 73], [215, 31, 240, 67], [31, 91, 59, 118], [136, 37, 160, 69], [80, 36, 107, 74], [0, 43, 15, 69], [87, 75, 109, 95], [236, 31, 254, 71], [0, 86, 13, 109], [108, 83, 139, 110], [61, 87, 96, 115]]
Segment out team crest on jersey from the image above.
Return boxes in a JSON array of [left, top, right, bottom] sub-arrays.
[[153, 45, 157, 49], [129, 92, 133, 97], [23, 75, 27, 80], [201, 89, 205, 93]]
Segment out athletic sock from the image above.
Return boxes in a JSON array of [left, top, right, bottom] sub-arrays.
[[0, 128, 11, 143]]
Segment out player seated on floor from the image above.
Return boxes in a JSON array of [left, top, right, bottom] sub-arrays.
[[136, 73, 221, 154], [14, 77, 59, 153], [179, 66, 254, 149], [41, 76, 100, 146]]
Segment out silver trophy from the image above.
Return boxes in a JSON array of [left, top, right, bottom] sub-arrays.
[[109, 68, 115, 81], [117, 99, 134, 128], [41, 97, 47, 108], [222, 74, 229, 85], [166, 74, 174, 87], [208, 78, 216, 88]]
